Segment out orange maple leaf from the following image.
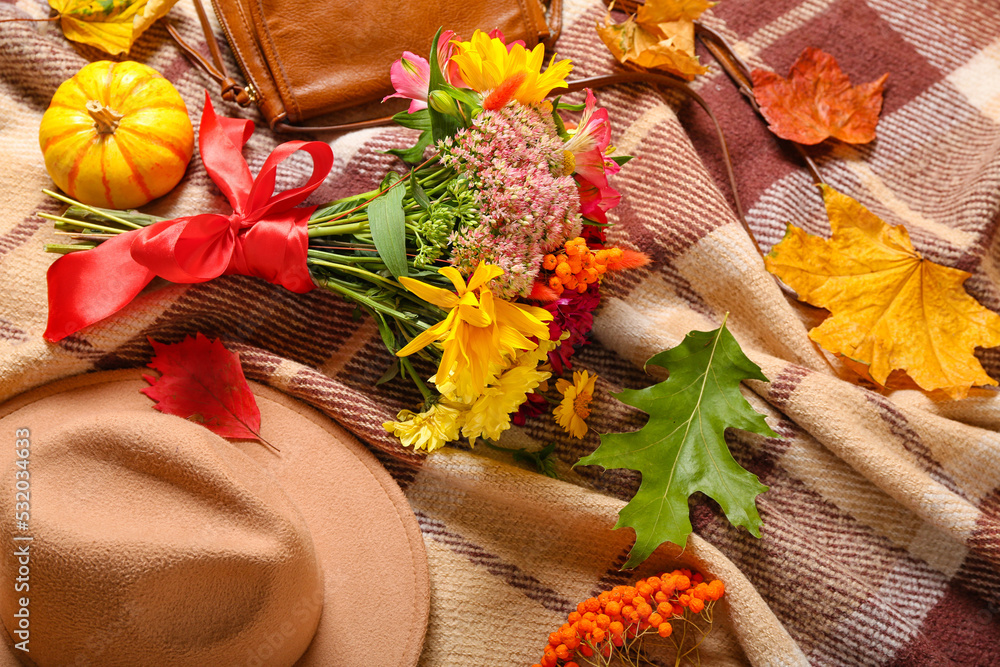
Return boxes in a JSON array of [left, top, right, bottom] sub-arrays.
[[765, 185, 1000, 399], [596, 0, 714, 80], [751, 48, 888, 145]]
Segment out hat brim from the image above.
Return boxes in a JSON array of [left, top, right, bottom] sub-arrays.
[[0, 369, 429, 667]]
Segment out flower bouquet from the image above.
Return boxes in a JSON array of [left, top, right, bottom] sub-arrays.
[[42, 28, 647, 452]]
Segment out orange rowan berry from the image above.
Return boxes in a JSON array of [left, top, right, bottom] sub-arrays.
[[595, 614, 610, 629], [548, 276, 563, 294], [690, 597, 705, 614], [548, 632, 561, 647], [648, 612, 664, 627], [612, 635, 624, 647], [568, 257, 583, 274], [609, 247, 624, 260], [660, 579, 675, 597], [566, 663, 580, 667], [578, 618, 593, 633], [647, 576, 662, 591], [637, 604, 652, 620], [594, 249, 610, 264], [693, 583, 710, 600], [692, 572, 704, 584], [598, 591, 611, 605], [541, 654, 557, 667], [672, 603, 684, 616], [560, 625, 576, 643], [674, 575, 691, 592], [636, 582, 652, 598], [655, 591, 668, 604], [580, 645, 594, 658], [608, 588, 623, 602], [567, 611, 581, 624], [583, 611, 596, 622], [556, 253, 568, 265], [678, 594, 692, 607], [594, 263, 607, 275], [605, 600, 621, 617], [592, 627, 606, 643], [555, 644, 571, 660], [575, 281, 588, 293], [542, 254, 557, 270], [564, 635, 580, 651], [555, 262, 572, 279], [585, 597, 600, 613], [658, 623, 673, 638], [621, 605, 635, 619], [565, 242, 581, 256], [707, 580, 725, 600], [657, 602, 672, 617], [564, 275, 579, 290], [609, 621, 624, 637]]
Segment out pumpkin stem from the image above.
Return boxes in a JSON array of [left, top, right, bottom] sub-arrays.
[[85, 100, 124, 135]]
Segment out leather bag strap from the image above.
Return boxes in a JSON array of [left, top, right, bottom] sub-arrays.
[[166, 0, 254, 107]]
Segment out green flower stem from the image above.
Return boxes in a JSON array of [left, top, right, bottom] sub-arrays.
[[314, 276, 414, 321], [400, 357, 433, 403], [307, 222, 368, 237], [42, 189, 145, 229], [41, 213, 130, 236]]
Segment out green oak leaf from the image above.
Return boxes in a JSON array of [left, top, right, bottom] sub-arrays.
[[577, 321, 774, 569]]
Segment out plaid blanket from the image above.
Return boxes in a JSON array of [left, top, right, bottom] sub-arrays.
[[2, 0, 999, 664]]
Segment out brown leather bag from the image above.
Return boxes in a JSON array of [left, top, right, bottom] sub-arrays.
[[170, 0, 561, 133]]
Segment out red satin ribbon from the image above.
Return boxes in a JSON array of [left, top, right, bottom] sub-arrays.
[[44, 94, 334, 342]]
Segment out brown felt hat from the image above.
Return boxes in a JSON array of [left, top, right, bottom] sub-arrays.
[[0, 369, 429, 667]]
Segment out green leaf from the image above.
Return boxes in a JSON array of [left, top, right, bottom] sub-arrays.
[[427, 27, 461, 143], [392, 108, 431, 131], [609, 155, 634, 167], [367, 183, 408, 278], [387, 130, 432, 164], [576, 321, 774, 569], [410, 171, 431, 210]]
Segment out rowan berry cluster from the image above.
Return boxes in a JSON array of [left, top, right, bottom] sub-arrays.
[[533, 569, 725, 667]]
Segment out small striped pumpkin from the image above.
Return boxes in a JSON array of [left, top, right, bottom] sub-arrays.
[[39, 61, 194, 209]]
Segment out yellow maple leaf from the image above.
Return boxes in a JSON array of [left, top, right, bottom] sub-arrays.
[[765, 185, 1000, 399], [636, 0, 716, 24], [596, 0, 713, 80], [49, 0, 179, 55]]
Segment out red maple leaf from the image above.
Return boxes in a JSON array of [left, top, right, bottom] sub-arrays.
[[751, 47, 888, 145], [141, 334, 275, 450]]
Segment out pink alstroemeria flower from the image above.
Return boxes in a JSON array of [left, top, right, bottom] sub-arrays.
[[564, 90, 621, 223], [384, 30, 466, 113], [576, 163, 621, 225], [488, 29, 526, 51]]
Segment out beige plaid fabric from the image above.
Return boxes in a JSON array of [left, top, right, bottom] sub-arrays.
[[1, 0, 999, 664]]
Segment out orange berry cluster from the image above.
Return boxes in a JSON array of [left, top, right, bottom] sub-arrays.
[[541, 237, 622, 296], [532, 569, 725, 667]]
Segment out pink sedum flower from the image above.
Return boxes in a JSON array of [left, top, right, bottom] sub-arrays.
[[384, 30, 466, 113]]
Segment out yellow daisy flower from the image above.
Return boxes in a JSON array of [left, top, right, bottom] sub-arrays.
[[396, 262, 552, 402], [383, 401, 466, 452], [554, 370, 597, 439], [462, 357, 552, 444], [451, 30, 573, 106]]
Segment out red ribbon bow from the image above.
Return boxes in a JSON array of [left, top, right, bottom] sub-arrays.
[[44, 94, 334, 342]]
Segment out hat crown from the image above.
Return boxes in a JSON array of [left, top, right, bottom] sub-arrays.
[[0, 404, 322, 667]]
